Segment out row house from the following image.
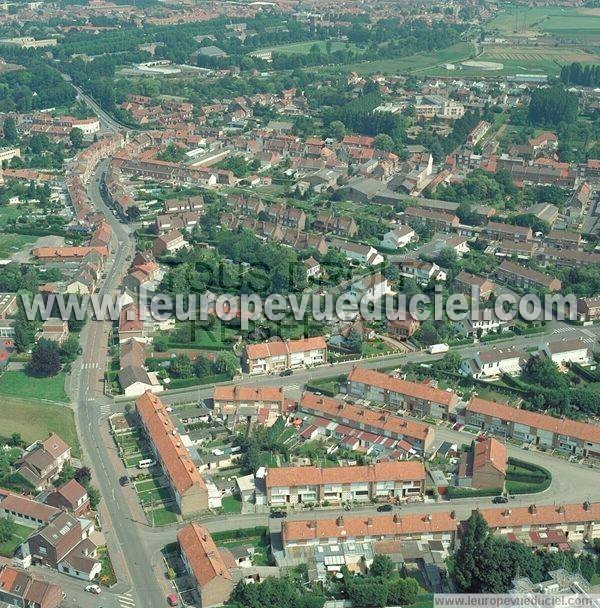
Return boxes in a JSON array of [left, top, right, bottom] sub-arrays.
[[482, 221, 532, 243], [156, 210, 201, 233], [404, 207, 459, 232], [347, 366, 459, 421], [313, 212, 358, 238], [226, 194, 265, 216], [265, 461, 426, 506], [243, 337, 327, 374], [546, 229, 581, 250], [213, 386, 285, 428], [479, 502, 600, 544], [466, 120, 490, 146], [0, 490, 60, 527], [266, 204, 306, 230], [298, 392, 435, 455], [282, 511, 458, 552], [177, 524, 234, 608], [496, 260, 561, 292], [281, 228, 329, 256], [535, 247, 600, 268], [32, 246, 108, 263], [164, 196, 204, 213], [494, 239, 537, 260], [453, 270, 495, 301], [153, 230, 189, 256], [465, 396, 600, 458], [136, 392, 209, 515]]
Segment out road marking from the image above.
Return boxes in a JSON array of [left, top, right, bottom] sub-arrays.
[[118, 594, 136, 608]]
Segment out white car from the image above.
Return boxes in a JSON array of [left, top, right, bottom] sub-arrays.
[[85, 584, 101, 595]]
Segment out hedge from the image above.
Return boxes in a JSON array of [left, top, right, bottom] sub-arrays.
[[514, 325, 546, 336], [447, 486, 502, 499], [506, 458, 552, 494], [211, 527, 267, 542], [166, 341, 231, 351], [166, 374, 230, 389], [506, 478, 551, 495]]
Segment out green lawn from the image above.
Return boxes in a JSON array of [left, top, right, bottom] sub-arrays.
[[148, 505, 178, 526], [0, 396, 80, 457], [0, 523, 35, 557], [0, 205, 34, 227], [0, 233, 37, 258], [221, 495, 242, 514], [0, 371, 68, 403]]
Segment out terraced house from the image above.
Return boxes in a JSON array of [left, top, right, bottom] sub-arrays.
[[465, 397, 600, 458], [265, 461, 425, 506], [136, 392, 209, 515], [347, 367, 459, 420], [299, 392, 435, 454]]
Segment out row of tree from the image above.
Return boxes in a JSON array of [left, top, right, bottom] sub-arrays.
[[560, 62, 600, 87]]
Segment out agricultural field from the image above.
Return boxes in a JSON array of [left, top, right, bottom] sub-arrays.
[[488, 6, 600, 41], [456, 45, 600, 76], [326, 42, 473, 76]]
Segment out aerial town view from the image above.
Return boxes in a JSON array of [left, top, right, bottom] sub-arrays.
[[0, 0, 599, 607]]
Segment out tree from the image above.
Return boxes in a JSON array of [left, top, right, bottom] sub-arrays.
[[388, 577, 420, 605], [193, 355, 212, 378], [528, 86, 578, 127], [374, 133, 395, 151], [369, 554, 394, 578], [214, 351, 239, 378], [170, 354, 192, 378], [152, 335, 169, 352], [69, 127, 84, 148], [436, 246, 458, 271], [87, 486, 101, 509], [0, 517, 16, 543], [2, 117, 18, 144], [74, 466, 92, 486], [330, 120, 346, 142], [29, 338, 62, 377], [60, 335, 80, 364], [346, 577, 389, 608], [8, 433, 25, 448]]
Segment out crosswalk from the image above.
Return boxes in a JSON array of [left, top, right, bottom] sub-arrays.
[[82, 362, 100, 370], [117, 592, 136, 608], [99, 403, 113, 416], [552, 326, 577, 334], [552, 326, 597, 344]]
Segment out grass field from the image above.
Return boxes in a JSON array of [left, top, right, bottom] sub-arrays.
[[325, 42, 473, 76], [0, 233, 36, 258], [0, 371, 68, 403], [488, 6, 600, 41], [0, 523, 35, 557], [251, 39, 356, 56], [0, 395, 80, 456], [0, 205, 32, 227]]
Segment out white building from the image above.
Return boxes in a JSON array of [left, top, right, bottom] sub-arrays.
[[381, 225, 416, 250], [461, 346, 528, 379], [540, 338, 592, 368]]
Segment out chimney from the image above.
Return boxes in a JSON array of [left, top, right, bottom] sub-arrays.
[[529, 504, 537, 514], [393, 513, 401, 524], [366, 517, 373, 527], [584, 500, 591, 511], [308, 520, 317, 529], [336, 516, 344, 527], [450, 510, 456, 520], [503, 509, 511, 517]]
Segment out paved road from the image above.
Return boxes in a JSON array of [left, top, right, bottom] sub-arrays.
[[68, 163, 167, 608]]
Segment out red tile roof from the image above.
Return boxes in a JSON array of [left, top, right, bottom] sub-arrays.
[[473, 437, 507, 476], [479, 502, 600, 529], [348, 367, 457, 407], [244, 336, 326, 360], [283, 511, 457, 543], [467, 397, 600, 444], [266, 461, 425, 488], [136, 392, 206, 496], [213, 385, 284, 404]]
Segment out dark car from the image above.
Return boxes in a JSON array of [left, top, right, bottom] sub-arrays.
[[279, 369, 293, 377], [492, 496, 508, 504], [119, 476, 129, 486], [377, 504, 393, 512], [270, 509, 287, 518]]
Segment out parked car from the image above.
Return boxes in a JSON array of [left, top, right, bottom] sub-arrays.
[[85, 584, 101, 595], [119, 476, 129, 486], [167, 594, 179, 606], [377, 504, 393, 512], [270, 509, 287, 518], [492, 496, 508, 504], [279, 369, 293, 377]]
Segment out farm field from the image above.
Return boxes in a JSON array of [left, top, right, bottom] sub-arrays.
[[488, 6, 600, 41], [0, 395, 80, 456], [323, 42, 473, 76], [444, 45, 600, 77]]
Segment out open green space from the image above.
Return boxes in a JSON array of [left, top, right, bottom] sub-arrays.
[[148, 505, 178, 526], [324, 42, 473, 76], [0, 395, 80, 457], [0, 523, 35, 557], [252, 39, 357, 56], [0, 233, 37, 258], [0, 205, 34, 227], [0, 371, 68, 403]]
